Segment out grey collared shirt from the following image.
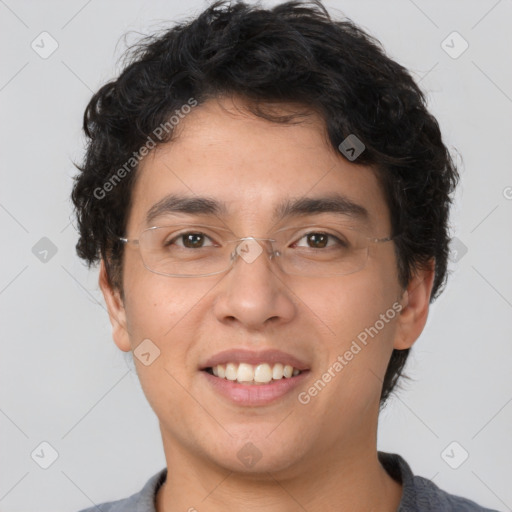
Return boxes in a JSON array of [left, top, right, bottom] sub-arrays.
[[77, 452, 499, 511]]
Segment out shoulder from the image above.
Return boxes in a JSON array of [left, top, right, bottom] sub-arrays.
[[76, 468, 167, 512], [378, 452, 499, 512], [407, 473, 499, 512]]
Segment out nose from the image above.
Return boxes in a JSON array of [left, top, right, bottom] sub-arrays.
[[212, 238, 297, 330]]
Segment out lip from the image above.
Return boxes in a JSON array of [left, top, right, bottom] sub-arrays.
[[199, 348, 310, 371], [201, 369, 309, 406]]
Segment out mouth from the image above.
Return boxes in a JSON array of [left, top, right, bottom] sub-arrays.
[[203, 362, 304, 385], [199, 349, 310, 405]]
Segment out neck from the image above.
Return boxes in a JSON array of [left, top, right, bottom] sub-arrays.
[[155, 436, 402, 512]]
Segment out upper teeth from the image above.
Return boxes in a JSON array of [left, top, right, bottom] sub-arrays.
[[211, 363, 301, 383]]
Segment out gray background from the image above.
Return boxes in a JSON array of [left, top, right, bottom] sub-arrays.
[[1, 0, 511, 510]]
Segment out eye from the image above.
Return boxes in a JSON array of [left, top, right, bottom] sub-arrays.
[[294, 232, 346, 249], [168, 232, 216, 249]]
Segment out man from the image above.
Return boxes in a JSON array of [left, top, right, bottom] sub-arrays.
[[72, 1, 496, 510]]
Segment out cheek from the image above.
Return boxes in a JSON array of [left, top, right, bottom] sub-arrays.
[[296, 279, 400, 431], [122, 258, 207, 343], [122, 261, 228, 357], [308, 272, 398, 340], [304, 266, 401, 384], [121, 273, 210, 411]]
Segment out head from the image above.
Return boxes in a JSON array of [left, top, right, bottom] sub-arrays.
[[72, 0, 458, 474]]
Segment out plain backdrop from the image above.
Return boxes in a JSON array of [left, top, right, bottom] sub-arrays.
[[1, 0, 511, 511]]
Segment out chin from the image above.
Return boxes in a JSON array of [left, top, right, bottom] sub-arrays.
[[205, 431, 308, 477]]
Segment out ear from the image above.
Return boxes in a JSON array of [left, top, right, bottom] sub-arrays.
[[98, 259, 131, 352], [393, 260, 436, 350]]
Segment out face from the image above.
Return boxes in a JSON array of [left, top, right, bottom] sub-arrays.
[[101, 97, 431, 478]]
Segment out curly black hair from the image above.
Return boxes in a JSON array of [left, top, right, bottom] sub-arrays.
[[71, 0, 459, 405]]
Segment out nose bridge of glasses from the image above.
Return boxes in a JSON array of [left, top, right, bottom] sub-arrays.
[[232, 236, 278, 265]]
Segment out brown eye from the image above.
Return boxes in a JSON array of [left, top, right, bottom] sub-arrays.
[[306, 233, 329, 248], [181, 233, 206, 248], [293, 231, 348, 250], [165, 232, 215, 249], [296, 232, 333, 249]]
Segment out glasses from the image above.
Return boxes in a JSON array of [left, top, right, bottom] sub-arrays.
[[118, 223, 396, 278]]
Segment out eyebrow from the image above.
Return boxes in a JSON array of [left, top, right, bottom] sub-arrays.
[[275, 194, 369, 222], [145, 193, 369, 226], [145, 195, 228, 225]]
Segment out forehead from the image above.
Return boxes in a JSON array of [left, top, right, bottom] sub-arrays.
[[126, 97, 390, 235]]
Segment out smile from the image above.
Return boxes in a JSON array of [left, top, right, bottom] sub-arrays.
[[200, 348, 310, 405], [205, 362, 302, 384]]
